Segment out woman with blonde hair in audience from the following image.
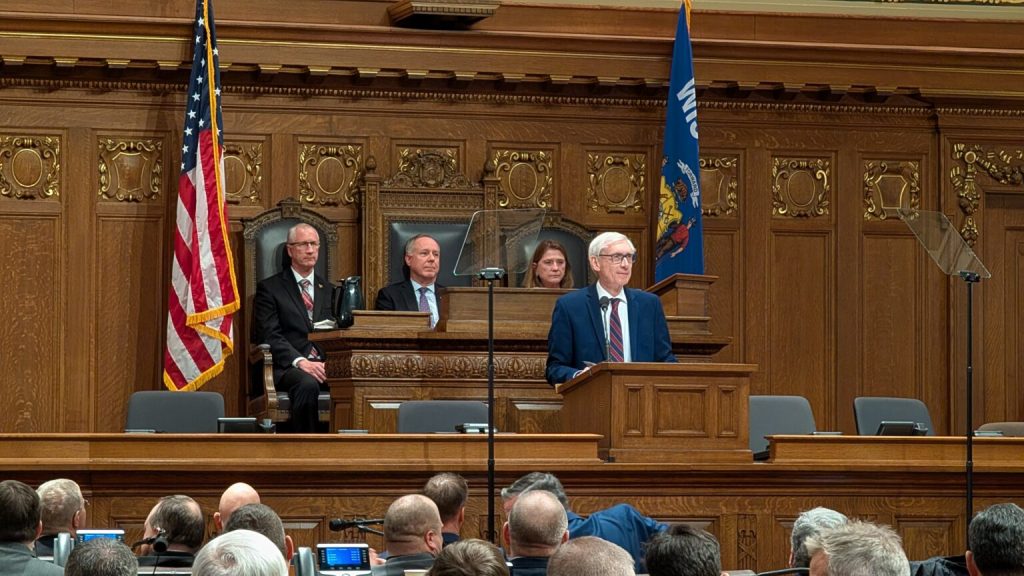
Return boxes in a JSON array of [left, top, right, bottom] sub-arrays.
[[524, 240, 573, 289]]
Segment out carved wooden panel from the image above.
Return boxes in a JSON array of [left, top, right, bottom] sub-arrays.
[[585, 150, 646, 214], [391, 145, 465, 187], [0, 215, 61, 432], [97, 137, 164, 203], [298, 141, 363, 206], [0, 135, 61, 200], [506, 399, 562, 434], [950, 143, 1024, 247], [895, 516, 959, 562], [700, 154, 739, 218], [223, 137, 266, 206], [94, 214, 165, 431], [864, 159, 920, 221], [652, 385, 706, 437], [772, 157, 832, 218], [491, 147, 555, 209]]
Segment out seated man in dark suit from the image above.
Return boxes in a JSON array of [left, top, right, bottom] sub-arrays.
[[137, 494, 205, 568], [546, 231, 676, 384], [35, 478, 87, 558], [375, 234, 443, 328], [0, 480, 64, 576], [252, 223, 334, 433], [503, 489, 569, 576], [372, 494, 443, 576]]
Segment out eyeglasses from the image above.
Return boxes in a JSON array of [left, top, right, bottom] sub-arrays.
[[598, 252, 637, 264], [287, 241, 320, 249]]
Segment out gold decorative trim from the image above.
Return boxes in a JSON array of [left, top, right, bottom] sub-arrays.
[[492, 149, 554, 209], [699, 155, 739, 217], [586, 152, 646, 214], [950, 143, 1024, 246], [772, 157, 831, 218], [298, 143, 363, 206], [0, 135, 60, 200], [97, 138, 163, 203], [863, 160, 920, 221], [223, 142, 263, 205]]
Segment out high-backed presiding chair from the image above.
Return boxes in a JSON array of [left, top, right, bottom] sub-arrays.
[[124, 391, 225, 433], [748, 395, 817, 457], [396, 400, 490, 433], [508, 212, 593, 288], [853, 396, 935, 436], [242, 197, 337, 425]]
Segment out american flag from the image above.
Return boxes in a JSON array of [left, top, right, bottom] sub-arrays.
[[163, 0, 239, 391]]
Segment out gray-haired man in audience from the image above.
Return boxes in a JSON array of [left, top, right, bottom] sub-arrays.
[[35, 479, 87, 558], [65, 539, 137, 576], [806, 520, 910, 576], [967, 503, 1024, 576], [224, 503, 294, 563], [547, 536, 635, 576], [193, 529, 287, 576], [791, 507, 848, 569]]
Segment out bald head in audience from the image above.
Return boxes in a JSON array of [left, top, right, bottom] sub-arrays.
[[214, 483, 260, 532], [547, 536, 635, 576], [503, 489, 568, 558], [806, 520, 909, 576], [967, 503, 1024, 576], [383, 494, 444, 558]]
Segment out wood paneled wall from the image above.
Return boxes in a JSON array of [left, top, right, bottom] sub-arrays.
[[0, 2, 1022, 433]]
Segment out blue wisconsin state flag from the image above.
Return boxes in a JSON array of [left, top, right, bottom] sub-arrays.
[[655, 0, 704, 281]]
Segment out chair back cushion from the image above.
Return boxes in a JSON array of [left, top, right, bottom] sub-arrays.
[[853, 396, 935, 436], [125, 391, 225, 433], [388, 222, 472, 287], [748, 395, 817, 454], [397, 400, 489, 433]]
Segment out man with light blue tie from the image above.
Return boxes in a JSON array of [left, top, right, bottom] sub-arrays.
[[546, 231, 676, 384], [375, 234, 444, 328]]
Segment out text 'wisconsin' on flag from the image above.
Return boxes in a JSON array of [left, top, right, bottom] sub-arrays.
[[655, 0, 704, 281], [163, 0, 239, 391]]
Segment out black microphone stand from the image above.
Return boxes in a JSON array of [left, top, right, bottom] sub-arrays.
[[960, 270, 980, 542], [478, 267, 504, 543]]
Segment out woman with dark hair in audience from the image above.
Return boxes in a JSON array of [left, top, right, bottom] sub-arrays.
[[524, 240, 573, 289]]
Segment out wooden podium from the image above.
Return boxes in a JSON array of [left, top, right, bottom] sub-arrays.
[[555, 362, 756, 463]]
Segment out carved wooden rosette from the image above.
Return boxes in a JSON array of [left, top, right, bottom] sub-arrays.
[[863, 160, 921, 221], [951, 143, 1024, 246], [394, 147, 467, 188], [771, 157, 831, 218], [97, 138, 163, 202], [223, 141, 264, 205], [699, 155, 739, 217], [298, 143, 363, 206], [586, 152, 646, 214], [492, 149, 554, 209], [0, 135, 61, 200]]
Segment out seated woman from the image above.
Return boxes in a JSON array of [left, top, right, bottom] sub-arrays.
[[524, 240, 574, 289]]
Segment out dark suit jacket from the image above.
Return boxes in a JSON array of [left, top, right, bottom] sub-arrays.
[[546, 284, 676, 384], [375, 279, 446, 313], [0, 542, 64, 576], [252, 269, 334, 380]]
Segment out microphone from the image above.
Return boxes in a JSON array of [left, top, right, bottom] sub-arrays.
[[599, 296, 610, 361], [329, 518, 384, 531], [130, 528, 167, 553]]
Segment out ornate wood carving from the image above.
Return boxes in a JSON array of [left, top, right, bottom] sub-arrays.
[[346, 352, 545, 380], [492, 149, 554, 209], [737, 514, 757, 570], [223, 141, 264, 205], [586, 152, 646, 214], [0, 136, 60, 200], [863, 160, 921, 221], [298, 143, 363, 206], [699, 155, 739, 217], [951, 143, 1024, 246], [771, 157, 831, 218], [391, 148, 470, 188], [97, 138, 163, 202]]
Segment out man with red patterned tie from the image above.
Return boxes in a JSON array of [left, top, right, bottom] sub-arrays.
[[546, 231, 676, 385], [252, 223, 333, 432]]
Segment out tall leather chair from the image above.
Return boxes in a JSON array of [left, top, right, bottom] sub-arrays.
[[853, 396, 935, 436], [242, 197, 337, 425], [748, 395, 817, 456], [397, 400, 489, 433], [124, 391, 225, 433]]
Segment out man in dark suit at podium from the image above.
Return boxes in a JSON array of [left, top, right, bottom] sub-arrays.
[[252, 223, 333, 433], [546, 231, 676, 384], [375, 234, 444, 328]]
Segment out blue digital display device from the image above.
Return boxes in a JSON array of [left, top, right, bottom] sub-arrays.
[[75, 529, 125, 544], [317, 543, 371, 571]]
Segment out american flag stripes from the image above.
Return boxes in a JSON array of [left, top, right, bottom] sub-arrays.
[[163, 0, 239, 391]]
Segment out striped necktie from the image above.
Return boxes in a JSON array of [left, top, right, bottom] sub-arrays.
[[299, 279, 314, 320], [608, 298, 624, 362]]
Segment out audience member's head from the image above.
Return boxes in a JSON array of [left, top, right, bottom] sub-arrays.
[[500, 472, 569, 514], [37, 478, 87, 537], [383, 494, 444, 557], [967, 502, 1024, 576], [790, 507, 849, 568], [644, 524, 721, 576], [504, 489, 568, 558], [526, 240, 574, 289], [143, 494, 205, 555], [65, 538, 138, 576], [548, 536, 635, 576], [805, 520, 909, 576], [423, 473, 469, 533], [224, 503, 293, 562], [214, 482, 261, 532], [192, 529, 288, 576], [427, 538, 510, 576], [0, 479, 42, 545]]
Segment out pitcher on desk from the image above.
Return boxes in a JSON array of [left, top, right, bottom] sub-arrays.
[[546, 231, 676, 384], [375, 234, 444, 329]]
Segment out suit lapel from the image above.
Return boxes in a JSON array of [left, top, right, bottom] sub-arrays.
[[625, 288, 639, 355], [402, 280, 419, 311], [312, 275, 332, 322], [586, 284, 606, 354], [282, 270, 313, 330]]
